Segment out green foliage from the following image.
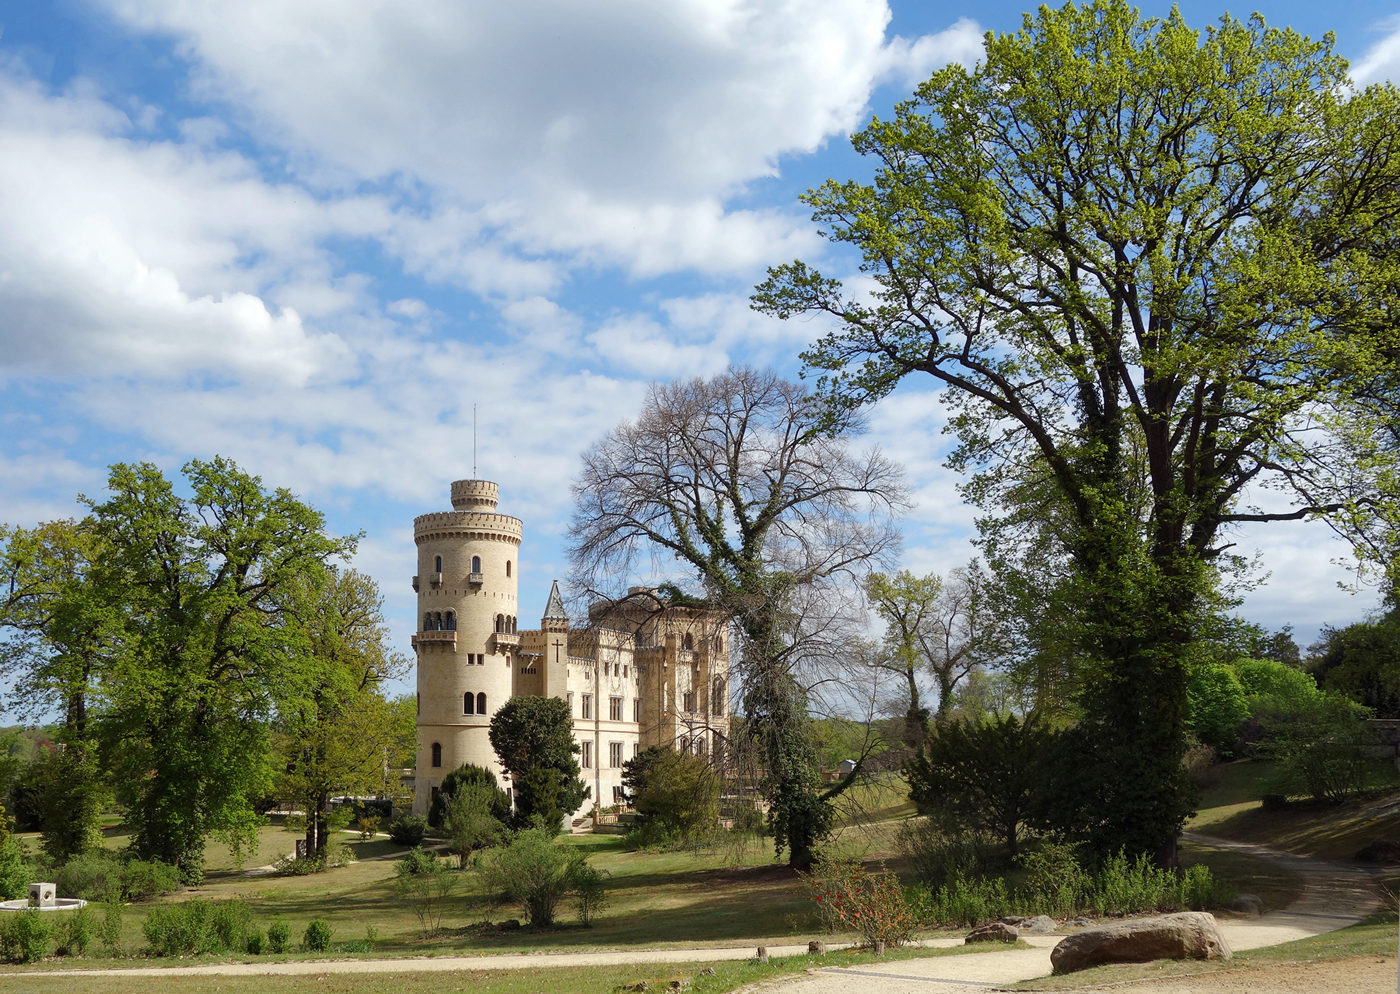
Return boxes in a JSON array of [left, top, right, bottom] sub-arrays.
[[0, 908, 54, 962], [97, 898, 123, 954], [142, 899, 217, 956], [245, 929, 263, 954], [428, 763, 511, 827], [905, 713, 1053, 853], [1310, 614, 1400, 717], [83, 458, 355, 883], [573, 862, 610, 926], [479, 828, 593, 927], [266, 918, 291, 954], [0, 835, 30, 901], [1186, 664, 1251, 756], [119, 858, 182, 901], [59, 904, 97, 956], [1236, 658, 1319, 708], [56, 850, 123, 902], [442, 781, 509, 868], [621, 746, 720, 849], [1259, 692, 1375, 802], [392, 848, 456, 937], [757, 0, 1400, 865], [355, 813, 381, 841], [388, 814, 428, 846], [211, 898, 253, 952], [33, 740, 111, 862], [802, 858, 922, 947], [301, 918, 333, 952], [489, 696, 588, 824], [895, 819, 996, 891]]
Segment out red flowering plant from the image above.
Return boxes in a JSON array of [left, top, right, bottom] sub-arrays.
[[800, 857, 922, 947]]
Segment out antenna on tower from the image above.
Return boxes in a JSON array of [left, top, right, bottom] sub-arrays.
[[473, 404, 477, 478]]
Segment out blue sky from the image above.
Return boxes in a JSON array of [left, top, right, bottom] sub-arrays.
[[1, 0, 1398, 712]]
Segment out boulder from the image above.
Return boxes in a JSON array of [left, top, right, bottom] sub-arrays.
[[966, 922, 1019, 944], [1021, 915, 1056, 933], [1000, 916, 1026, 925], [1067, 917, 1094, 928], [1050, 912, 1232, 975], [1355, 839, 1400, 864], [1229, 894, 1262, 915]]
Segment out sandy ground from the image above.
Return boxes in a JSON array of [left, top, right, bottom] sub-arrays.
[[16, 832, 1391, 992]]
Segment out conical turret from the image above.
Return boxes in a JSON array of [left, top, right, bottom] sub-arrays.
[[542, 579, 569, 630]]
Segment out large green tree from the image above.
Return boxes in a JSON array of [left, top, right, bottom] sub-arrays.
[[754, 2, 1400, 863], [489, 695, 588, 828], [89, 458, 354, 881]]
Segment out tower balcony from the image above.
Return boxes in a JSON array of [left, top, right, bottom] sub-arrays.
[[468, 572, 484, 586], [413, 630, 457, 651], [492, 631, 520, 652]]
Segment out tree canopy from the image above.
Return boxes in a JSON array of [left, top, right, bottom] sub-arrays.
[[754, 0, 1400, 863]]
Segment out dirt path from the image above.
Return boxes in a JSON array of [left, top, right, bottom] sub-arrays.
[[19, 833, 1385, 988]]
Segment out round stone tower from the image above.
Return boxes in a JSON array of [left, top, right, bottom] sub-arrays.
[[412, 479, 522, 814]]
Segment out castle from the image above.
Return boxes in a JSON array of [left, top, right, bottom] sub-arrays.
[[410, 479, 732, 820]]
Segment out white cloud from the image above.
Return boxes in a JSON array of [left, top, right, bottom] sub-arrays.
[[1350, 16, 1400, 87], [101, 0, 984, 278]]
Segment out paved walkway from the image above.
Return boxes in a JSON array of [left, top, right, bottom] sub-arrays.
[[21, 834, 1383, 988]]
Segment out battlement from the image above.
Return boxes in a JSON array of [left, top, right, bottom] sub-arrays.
[[451, 479, 499, 510], [414, 510, 523, 544]]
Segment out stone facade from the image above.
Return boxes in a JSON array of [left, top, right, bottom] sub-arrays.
[[411, 480, 731, 820]]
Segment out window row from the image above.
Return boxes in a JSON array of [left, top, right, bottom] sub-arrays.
[[495, 614, 517, 633], [431, 555, 512, 577], [466, 653, 485, 665], [580, 740, 643, 770], [463, 692, 488, 715], [677, 632, 723, 653], [422, 611, 456, 631]]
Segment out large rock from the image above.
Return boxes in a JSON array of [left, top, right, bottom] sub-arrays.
[[1020, 915, 1056, 933], [1050, 912, 1232, 975], [966, 922, 1019, 944], [1356, 839, 1400, 864]]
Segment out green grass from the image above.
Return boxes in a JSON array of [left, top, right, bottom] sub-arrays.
[[1177, 838, 1304, 914], [1009, 912, 1399, 990], [1, 932, 1031, 991]]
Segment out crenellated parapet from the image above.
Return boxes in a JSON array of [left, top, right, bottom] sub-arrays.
[[413, 510, 523, 546]]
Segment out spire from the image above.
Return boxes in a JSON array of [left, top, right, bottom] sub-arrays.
[[542, 579, 568, 627]]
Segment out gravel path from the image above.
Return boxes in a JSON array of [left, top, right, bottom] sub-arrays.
[[19, 833, 1386, 989]]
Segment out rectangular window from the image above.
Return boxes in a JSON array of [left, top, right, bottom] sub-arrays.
[[567, 692, 574, 713], [609, 696, 623, 721], [581, 741, 592, 768], [633, 742, 641, 758], [633, 698, 641, 722], [683, 690, 695, 712], [609, 742, 623, 768], [582, 694, 593, 719], [623, 666, 628, 678], [613, 785, 625, 803]]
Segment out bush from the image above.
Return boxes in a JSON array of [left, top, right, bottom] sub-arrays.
[[143, 899, 216, 956], [266, 918, 291, 954], [98, 898, 123, 954], [0, 835, 30, 901], [57, 850, 124, 903], [388, 814, 429, 846], [429, 764, 512, 828], [896, 819, 996, 890], [59, 905, 97, 956], [1, 908, 54, 962], [356, 814, 382, 841], [1262, 693, 1375, 803], [1186, 664, 1250, 756], [121, 859, 183, 901], [246, 929, 264, 955], [621, 747, 720, 849], [302, 918, 333, 952], [337, 926, 378, 953], [574, 863, 610, 926], [393, 850, 457, 937], [803, 858, 921, 946], [211, 898, 252, 952], [478, 829, 591, 927]]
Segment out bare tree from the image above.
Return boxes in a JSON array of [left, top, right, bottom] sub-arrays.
[[569, 366, 906, 868]]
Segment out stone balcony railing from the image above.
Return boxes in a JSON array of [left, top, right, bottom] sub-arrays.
[[493, 631, 520, 651], [412, 630, 457, 651]]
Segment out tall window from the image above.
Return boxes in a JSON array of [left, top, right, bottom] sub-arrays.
[[581, 741, 592, 769], [713, 678, 726, 716], [434, 555, 443, 573], [609, 742, 623, 768], [581, 695, 593, 719], [609, 696, 623, 721], [506, 560, 512, 577], [683, 632, 694, 650], [477, 692, 486, 714], [567, 692, 574, 713], [430, 742, 442, 768], [495, 614, 503, 632], [445, 611, 456, 631], [683, 690, 695, 712], [464, 692, 475, 715], [471, 555, 481, 573], [632, 698, 641, 722], [633, 742, 641, 758], [694, 736, 706, 756]]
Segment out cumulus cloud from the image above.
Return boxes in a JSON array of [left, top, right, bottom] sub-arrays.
[[101, 0, 984, 278], [1350, 16, 1400, 87]]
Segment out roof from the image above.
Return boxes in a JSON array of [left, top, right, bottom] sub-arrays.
[[542, 579, 569, 624]]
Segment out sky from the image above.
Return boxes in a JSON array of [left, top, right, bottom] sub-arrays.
[[2, 0, 1399, 711]]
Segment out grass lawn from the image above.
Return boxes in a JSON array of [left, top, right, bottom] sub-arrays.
[[0, 932, 1031, 991], [1176, 838, 1303, 914], [1009, 911, 1399, 990], [1187, 759, 1400, 861]]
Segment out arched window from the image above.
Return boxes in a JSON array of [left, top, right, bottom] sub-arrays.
[[445, 611, 456, 631], [713, 678, 726, 716], [694, 736, 706, 756], [430, 742, 442, 768], [434, 555, 443, 573], [495, 614, 503, 633], [716, 637, 723, 654], [683, 632, 693, 651], [472, 555, 481, 573], [506, 560, 512, 577], [510, 616, 517, 633], [422, 613, 432, 632], [435, 612, 444, 630], [679, 736, 689, 754], [464, 692, 475, 715], [476, 692, 487, 715]]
